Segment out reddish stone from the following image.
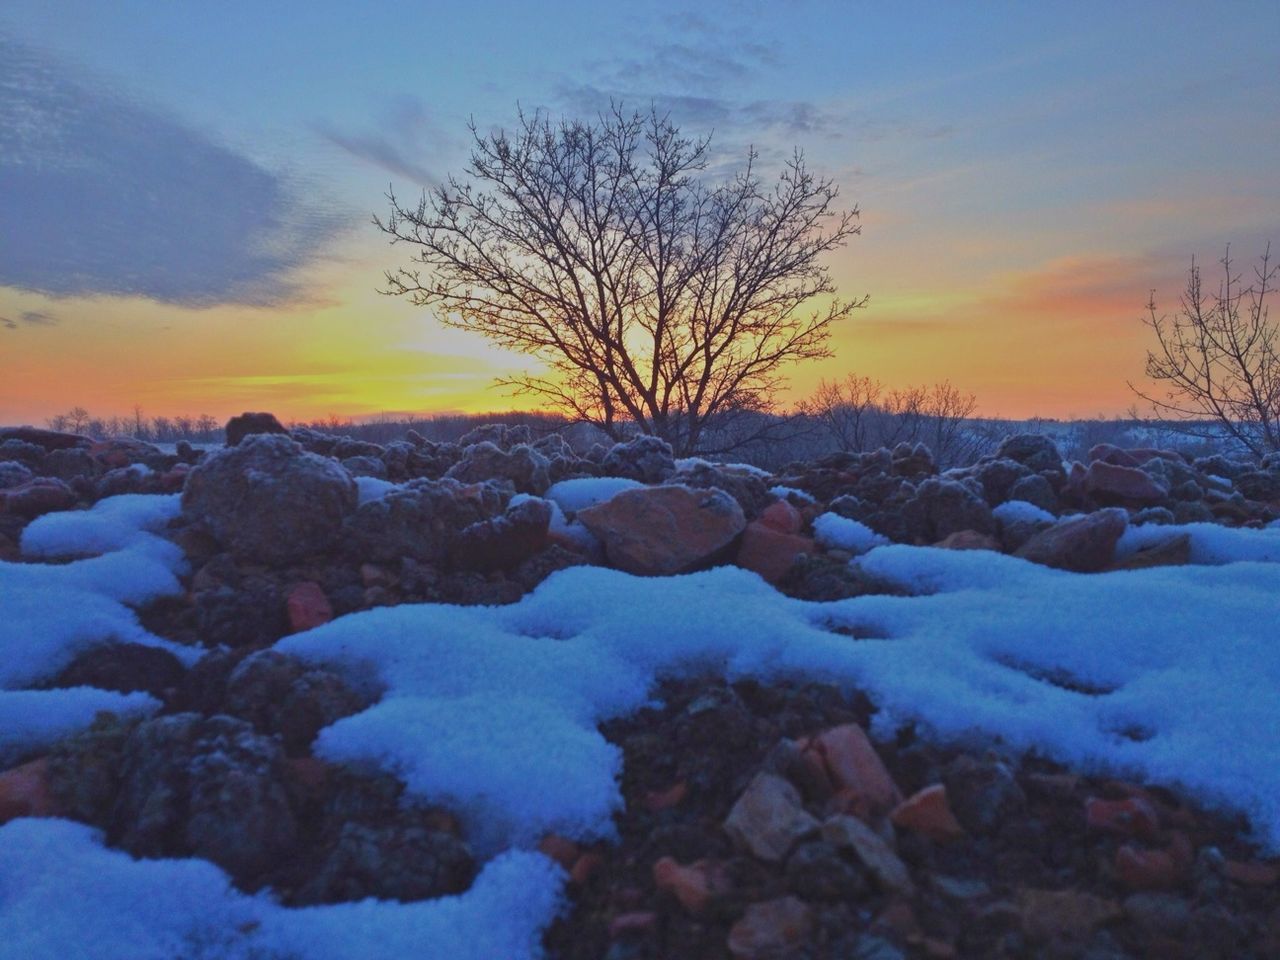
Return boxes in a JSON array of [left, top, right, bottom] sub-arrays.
[[643, 781, 688, 812], [1087, 443, 1141, 467], [89, 438, 155, 469], [0, 758, 57, 825], [891, 784, 966, 842], [570, 852, 604, 885], [727, 896, 814, 959], [934, 530, 1002, 552], [1014, 508, 1127, 572], [1222, 859, 1280, 887], [758, 500, 803, 535], [1085, 795, 1160, 840], [736, 522, 816, 583], [1116, 845, 1186, 890], [723, 773, 820, 862], [1083, 460, 1167, 505], [608, 912, 657, 939], [807, 724, 901, 820], [286, 581, 333, 633], [537, 834, 581, 870], [653, 856, 729, 915], [0, 478, 76, 519], [158, 464, 191, 492]]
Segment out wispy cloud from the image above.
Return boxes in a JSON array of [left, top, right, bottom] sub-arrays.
[[0, 309, 59, 331], [0, 36, 348, 307], [318, 96, 457, 188]]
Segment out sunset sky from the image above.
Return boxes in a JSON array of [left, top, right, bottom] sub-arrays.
[[2, 1, 1277, 425]]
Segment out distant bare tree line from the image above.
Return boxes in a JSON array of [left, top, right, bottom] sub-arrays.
[[46, 406, 222, 443]]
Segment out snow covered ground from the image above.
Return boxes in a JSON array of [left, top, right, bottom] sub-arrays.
[[3, 495, 1280, 957]]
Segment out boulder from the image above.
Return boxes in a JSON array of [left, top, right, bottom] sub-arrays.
[[182, 434, 357, 565], [0, 461, 34, 490], [974, 458, 1032, 506], [286, 581, 334, 632], [668, 460, 770, 518], [902, 477, 995, 543], [50, 643, 186, 699], [224, 411, 289, 447], [1112, 533, 1191, 571], [344, 477, 506, 564], [600, 434, 676, 483], [112, 714, 297, 882], [450, 497, 552, 571], [1008, 473, 1058, 513], [723, 773, 821, 862], [996, 434, 1063, 474], [1083, 460, 1168, 506], [0, 426, 92, 452], [736, 522, 816, 583], [41, 447, 98, 482], [0, 477, 76, 518], [1014, 509, 1127, 573], [341, 454, 388, 479], [1236, 470, 1280, 502], [577, 485, 746, 576], [444, 441, 550, 495], [457, 423, 532, 450], [890, 442, 936, 478]]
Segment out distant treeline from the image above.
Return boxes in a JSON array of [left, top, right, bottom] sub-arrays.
[[35, 400, 1243, 470]]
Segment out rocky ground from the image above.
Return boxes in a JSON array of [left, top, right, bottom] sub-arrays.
[[1, 413, 1278, 958]]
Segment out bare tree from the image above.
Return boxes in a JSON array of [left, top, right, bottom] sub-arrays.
[[378, 105, 865, 454], [801, 375, 884, 452], [1130, 245, 1278, 456]]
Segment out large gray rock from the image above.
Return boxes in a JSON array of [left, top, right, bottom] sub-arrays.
[[224, 411, 288, 447], [902, 477, 995, 542], [974, 458, 1032, 506], [578, 485, 745, 575], [182, 434, 357, 565], [450, 496, 552, 572], [344, 477, 507, 564], [600, 434, 676, 483], [996, 434, 1063, 474], [112, 714, 297, 882], [444, 441, 550, 495], [0, 461, 34, 490]]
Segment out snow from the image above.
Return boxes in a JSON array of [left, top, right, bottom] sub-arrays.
[[354, 475, 398, 504], [544, 477, 642, 514], [812, 512, 889, 554], [6, 492, 1280, 954], [0, 818, 564, 960], [1, 494, 192, 745], [992, 500, 1056, 525], [673, 457, 771, 478], [768, 485, 815, 504], [0, 689, 158, 764], [1117, 521, 1280, 564]]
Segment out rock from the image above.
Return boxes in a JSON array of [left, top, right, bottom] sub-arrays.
[[801, 724, 901, 821], [996, 434, 1063, 474], [975, 458, 1032, 505], [1083, 460, 1168, 506], [457, 423, 532, 450], [194, 581, 289, 648], [1113, 534, 1192, 571], [0, 477, 76, 518], [444, 441, 550, 495], [669, 461, 771, 518], [1018, 888, 1122, 943], [822, 814, 915, 896], [112, 713, 297, 881], [652, 856, 731, 915], [601, 434, 676, 483], [723, 773, 821, 862], [50, 643, 186, 698], [578, 485, 746, 576], [1008, 473, 1058, 513], [182, 434, 357, 565], [1014, 508, 1127, 572], [294, 819, 475, 905], [223, 651, 369, 756], [890, 784, 965, 842], [341, 454, 387, 479], [1088, 443, 1141, 467], [942, 755, 1025, 835], [784, 839, 870, 901], [1116, 844, 1187, 891], [0, 461, 34, 490], [41, 447, 98, 482], [345, 477, 506, 564], [1123, 892, 1191, 936], [332, 438, 384, 461], [286, 581, 334, 632], [1173, 500, 1214, 524], [89, 438, 168, 471], [0, 426, 91, 452], [902, 477, 995, 543], [736, 522, 816, 583], [450, 497, 551, 571], [727, 896, 814, 959], [1237, 470, 1280, 502], [1192, 454, 1250, 480], [1221, 859, 1280, 887], [891, 442, 936, 478], [0, 758, 58, 825], [934, 530, 1001, 551], [759, 500, 803, 534], [224, 411, 289, 446], [1085, 795, 1160, 839]]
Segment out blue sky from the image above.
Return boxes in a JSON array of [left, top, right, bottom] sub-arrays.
[[1, 1, 1277, 421]]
